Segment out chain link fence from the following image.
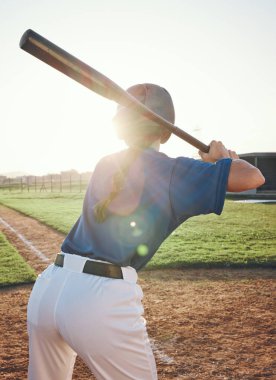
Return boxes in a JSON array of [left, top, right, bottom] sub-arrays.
[[0, 172, 92, 193]]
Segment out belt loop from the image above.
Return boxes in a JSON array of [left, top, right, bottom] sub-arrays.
[[121, 267, 138, 283], [63, 254, 86, 273]]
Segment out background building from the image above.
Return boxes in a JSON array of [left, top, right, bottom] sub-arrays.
[[239, 152, 276, 194]]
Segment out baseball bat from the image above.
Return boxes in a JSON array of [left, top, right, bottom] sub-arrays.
[[20, 29, 209, 152]]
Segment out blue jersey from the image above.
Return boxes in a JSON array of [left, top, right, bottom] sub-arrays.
[[61, 148, 232, 270]]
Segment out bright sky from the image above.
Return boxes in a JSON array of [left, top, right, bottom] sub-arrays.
[[1, 0, 275, 176]]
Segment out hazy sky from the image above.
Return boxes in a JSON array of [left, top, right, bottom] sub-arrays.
[[1, 0, 275, 175]]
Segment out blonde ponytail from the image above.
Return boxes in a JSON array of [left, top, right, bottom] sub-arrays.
[[93, 149, 140, 223]]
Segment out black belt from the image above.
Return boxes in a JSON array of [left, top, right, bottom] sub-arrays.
[[54, 254, 123, 279]]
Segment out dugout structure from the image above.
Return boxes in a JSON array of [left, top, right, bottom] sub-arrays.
[[229, 152, 276, 197]]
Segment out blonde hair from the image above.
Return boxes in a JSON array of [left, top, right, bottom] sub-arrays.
[[94, 82, 175, 223], [93, 148, 141, 223]]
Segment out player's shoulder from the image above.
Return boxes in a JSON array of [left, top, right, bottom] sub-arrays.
[[175, 155, 199, 164], [95, 150, 126, 168], [171, 156, 215, 176]]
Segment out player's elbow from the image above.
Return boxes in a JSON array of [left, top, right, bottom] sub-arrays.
[[253, 169, 265, 188], [227, 161, 265, 193], [240, 168, 265, 191]]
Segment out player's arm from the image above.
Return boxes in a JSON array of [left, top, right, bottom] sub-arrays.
[[198, 141, 265, 192]]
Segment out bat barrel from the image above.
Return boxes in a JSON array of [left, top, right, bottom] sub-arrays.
[[20, 29, 124, 100], [20, 29, 210, 153]]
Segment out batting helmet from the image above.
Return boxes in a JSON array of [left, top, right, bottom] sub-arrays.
[[113, 83, 175, 144]]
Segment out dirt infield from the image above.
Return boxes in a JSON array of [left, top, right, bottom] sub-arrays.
[[0, 205, 275, 379]]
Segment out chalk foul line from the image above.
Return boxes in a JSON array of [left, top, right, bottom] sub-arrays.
[[150, 339, 174, 364], [0, 216, 50, 263]]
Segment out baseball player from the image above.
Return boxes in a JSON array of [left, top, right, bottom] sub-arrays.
[[27, 83, 264, 380]]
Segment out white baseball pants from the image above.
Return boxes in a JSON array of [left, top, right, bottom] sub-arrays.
[[27, 253, 157, 380]]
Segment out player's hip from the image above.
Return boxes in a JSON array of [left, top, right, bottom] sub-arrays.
[[27, 252, 143, 328]]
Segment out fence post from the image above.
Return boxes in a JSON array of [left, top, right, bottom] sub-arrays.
[[21, 178, 23, 192], [60, 175, 62, 192], [40, 176, 47, 192]]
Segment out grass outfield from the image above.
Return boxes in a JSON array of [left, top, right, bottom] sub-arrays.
[[149, 202, 276, 269], [0, 192, 275, 268], [0, 231, 36, 286], [0, 193, 83, 234]]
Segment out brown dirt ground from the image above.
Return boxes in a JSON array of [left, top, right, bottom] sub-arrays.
[[0, 205, 275, 380]]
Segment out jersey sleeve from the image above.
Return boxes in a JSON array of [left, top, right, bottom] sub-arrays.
[[170, 157, 232, 222]]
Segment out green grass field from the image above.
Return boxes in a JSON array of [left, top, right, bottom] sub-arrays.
[[0, 231, 36, 286], [0, 191, 275, 269], [0, 193, 83, 234], [149, 201, 276, 269]]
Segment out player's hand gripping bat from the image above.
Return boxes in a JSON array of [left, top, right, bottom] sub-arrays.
[[20, 29, 209, 153]]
